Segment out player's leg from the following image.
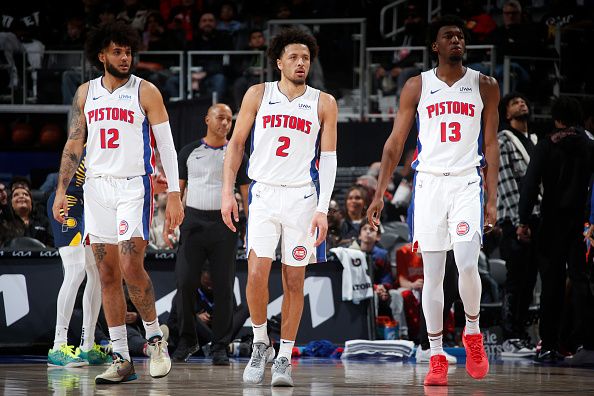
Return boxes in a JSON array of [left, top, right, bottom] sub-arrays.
[[450, 171, 488, 379], [48, 244, 87, 367], [76, 245, 111, 365], [243, 183, 280, 384]]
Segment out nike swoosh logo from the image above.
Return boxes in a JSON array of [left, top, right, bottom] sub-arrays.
[[468, 180, 479, 185], [269, 101, 280, 105], [281, 341, 292, 344], [430, 89, 442, 94], [195, 156, 205, 160], [304, 193, 315, 199], [92, 96, 103, 100]]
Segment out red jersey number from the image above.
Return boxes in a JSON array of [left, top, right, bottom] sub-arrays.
[[100, 128, 120, 149], [440, 122, 461, 142], [276, 136, 290, 157]]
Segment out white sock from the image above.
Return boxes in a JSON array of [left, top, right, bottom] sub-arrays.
[[81, 246, 101, 351], [278, 339, 294, 361], [252, 321, 269, 345], [53, 245, 87, 350], [465, 315, 480, 335], [143, 318, 163, 341], [109, 325, 130, 361], [429, 334, 444, 356]]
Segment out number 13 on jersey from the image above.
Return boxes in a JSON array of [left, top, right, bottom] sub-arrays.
[[440, 122, 461, 142]]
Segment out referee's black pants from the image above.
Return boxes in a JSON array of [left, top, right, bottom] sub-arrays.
[[175, 207, 237, 352]]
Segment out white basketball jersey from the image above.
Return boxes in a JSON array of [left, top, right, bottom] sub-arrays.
[[249, 82, 321, 186], [413, 67, 484, 174], [84, 75, 155, 178]]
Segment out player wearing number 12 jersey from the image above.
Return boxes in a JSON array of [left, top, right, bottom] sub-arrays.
[[368, 16, 500, 386], [222, 28, 337, 387], [52, 22, 184, 384]]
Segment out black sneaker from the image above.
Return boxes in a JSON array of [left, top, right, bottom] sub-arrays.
[[560, 347, 594, 367], [171, 338, 200, 363], [534, 349, 564, 364], [212, 348, 230, 366]]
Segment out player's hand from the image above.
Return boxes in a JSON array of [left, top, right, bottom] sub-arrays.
[[412, 279, 424, 290], [52, 191, 69, 223], [367, 197, 384, 231], [152, 174, 168, 194], [161, 227, 178, 249], [516, 224, 531, 242], [484, 201, 497, 233], [164, 192, 184, 246], [584, 224, 594, 245], [125, 311, 138, 324], [309, 211, 328, 247], [221, 192, 238, 232]]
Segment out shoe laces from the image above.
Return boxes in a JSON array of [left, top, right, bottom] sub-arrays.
[[59, 344, 78, 358], [273, 357, 290, 374], [430, 357, 447, 374], [467, 337, 485, 362], [249, 344, 267, 368]]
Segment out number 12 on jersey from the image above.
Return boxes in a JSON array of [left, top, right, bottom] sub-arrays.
[[100, 128, 120, 149], [440, 122, 461, 142]]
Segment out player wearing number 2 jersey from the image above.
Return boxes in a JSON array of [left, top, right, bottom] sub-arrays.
[[368, 16, 500, 387], [52, 22, 184, 384], [222, 28, 337, 387]]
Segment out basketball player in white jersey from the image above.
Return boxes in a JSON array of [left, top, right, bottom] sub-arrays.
[[368, 16, 500, 386], [52, 22, 184, 384], [222, 28, 337, 387]]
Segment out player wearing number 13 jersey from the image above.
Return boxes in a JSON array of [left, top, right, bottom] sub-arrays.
[[222, 28, 337, 387], [368, 16, 500, 387]]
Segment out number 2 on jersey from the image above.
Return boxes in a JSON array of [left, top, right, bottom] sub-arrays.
[[440, 122, 461, 142], [276, 136, 290, 157], [100, 128, 120, 149]]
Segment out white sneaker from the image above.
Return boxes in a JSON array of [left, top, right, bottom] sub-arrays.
[[271, 357, 293, 387], [146, 338, 172, 378], [243, 342, 275, 384], [415, 345, 457, 364]]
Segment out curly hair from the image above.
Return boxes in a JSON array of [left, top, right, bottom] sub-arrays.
[[429, 15, 469, 44], [499, 91, 530, 121], [267, 27, 319, 70], [84, 21, 141, 71]]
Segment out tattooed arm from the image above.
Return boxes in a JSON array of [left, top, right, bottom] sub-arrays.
[[52, 83, 89, 223]]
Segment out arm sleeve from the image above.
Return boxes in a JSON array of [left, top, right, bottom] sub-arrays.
[[316, 151, 337, 214], [519, 141, 546, 224], [151, 121, 180, 192]]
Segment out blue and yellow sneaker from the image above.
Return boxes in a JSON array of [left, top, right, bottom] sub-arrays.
[[76, 344, 113, 365], [47, 344, 87, 367]]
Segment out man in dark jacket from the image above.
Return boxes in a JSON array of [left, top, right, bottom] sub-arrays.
[[519, 97, 594, 363]]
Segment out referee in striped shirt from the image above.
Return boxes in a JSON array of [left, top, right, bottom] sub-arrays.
[[172, 104, 250, 365]]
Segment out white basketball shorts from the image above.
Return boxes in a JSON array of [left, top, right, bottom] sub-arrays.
[[247, 181, 326, 266], [83, 175, 153, 244], [410, 169, 483, 252]]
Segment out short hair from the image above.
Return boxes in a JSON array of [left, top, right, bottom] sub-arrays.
[[551, 96, 583, 127], [429, 15, 469, 44], [503, 0, 522, 12], [359, 217, 381, 235], [267, 28, 319, 70], [499, 91, 530, 121], [84, 21, 140, 71]]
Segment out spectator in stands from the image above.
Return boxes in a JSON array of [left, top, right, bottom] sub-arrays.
[[149, 190, 179, 250], [395, 243, 423, 341], [165, 0, 203, 44], [326, 199, 343, 249], [2, 183, 53, 247], [496, 92, 539, 355], [339, 185, 369, 243], [190, 12, 234, 100], [216, 2, 243, 45], [519, 97, 594, 364], [232, 29, 266, 111], [374, 2, 425, 97], [0, 182, 12, 223], [468, 0, 547, 94], [117, 0, 149, 33]]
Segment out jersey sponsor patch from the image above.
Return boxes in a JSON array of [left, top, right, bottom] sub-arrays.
[[456, 221, 470, 236], [119, 220, 129, 235], [292, 246, 307, 261]]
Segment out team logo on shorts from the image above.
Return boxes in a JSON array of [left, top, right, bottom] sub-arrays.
[[61, 217, 77, 232], [292, 246, 307, 261], [119, 220, 129, 235], [456, 221, 470, 236]]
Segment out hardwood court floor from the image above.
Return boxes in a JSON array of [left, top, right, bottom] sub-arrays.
[[1, 356, 593, 395]]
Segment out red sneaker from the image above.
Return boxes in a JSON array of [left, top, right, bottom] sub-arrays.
[[462, 329, 489, 379], [424, 354, 448, 386]]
